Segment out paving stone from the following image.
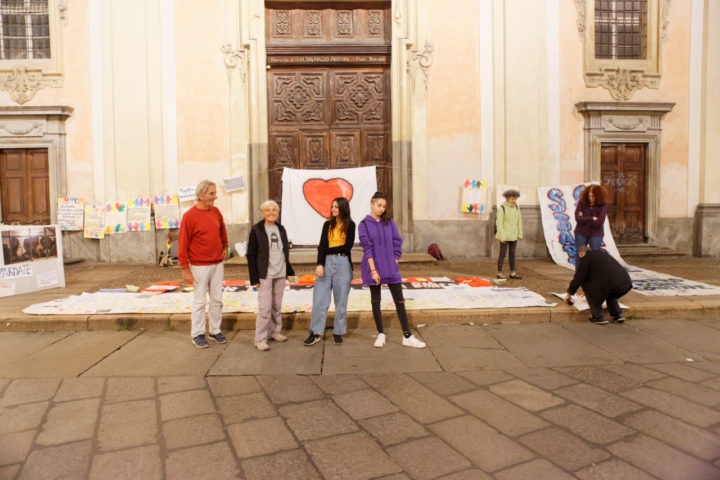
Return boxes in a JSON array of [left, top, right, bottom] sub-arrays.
[[518, 427, 610, 470], [105, 377, 155, 403], [504, 367, 577, 390], [554, 383, 643, 418], [431, 346, 526, 371], [279, 399, 358, 441], [97, 399, 158, 451], [494, 459, 575, 480], [702, 376, 720, 392], [430, 416, 534, 472], [575, 459, 656, 480], [646, 362, 715, 382], [692, 362, 720, 375], [0, 379, 8, 394], [489, 379, 565, 411], [18, 441, 92, 480], [420, 325, 504, 348], [228, 417, 298, 458], [165, 442, 241, 480], [207, 376, 261, 397], [333, 389, 399, 420], [358, 412, 429, 446], [0, 465, 20, 480], [621, 387, 720, 427], [436, 470, 492, 480], [36, 398, 99, 446], [380, 475, 411, 480], [609, 434, 720, 480], [1, 379, 59, 406], [449, 389, 548, 436], [257, 375, 324, 404], [540, 404, 634, 444], [361, 373, 463, 424], [0, 401, 48, 434], [600, 364, 666, 383], [310, 374, 369, 395], [157, 376, 207, 394], [55, 378, 104, 402], [216, 391, 277, 424], [633, 319, 720, 362], [0, 430, 35, 466], [456, 370, 513, 386], [162, 414, 226, 450], [387, 437, 471, 480], [305, 431, 402, 480], [241, 449, 320, 480], [160, 389, 215, 421], [89, 444, 162, 480], [408, 372, 476, 396], [624, 410, 720, 461], [647, 377, 720, 406], [555, 366, 639, 393]]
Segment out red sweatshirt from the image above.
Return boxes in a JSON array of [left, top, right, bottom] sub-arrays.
[[178, 206, 228, 269]]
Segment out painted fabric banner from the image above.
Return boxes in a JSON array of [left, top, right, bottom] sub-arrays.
[[538, 183, 720, 296], [281, 166, 377, 245]]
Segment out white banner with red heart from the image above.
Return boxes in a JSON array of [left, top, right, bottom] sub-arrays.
[[281, 166, 377, 245]]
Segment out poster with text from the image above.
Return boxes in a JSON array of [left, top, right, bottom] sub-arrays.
[[57, 197, 84, 231], [84, 205, 106, 239], [127, 197, 152, 231], [104, 201, 128, 234], [154, 195, 180, 229]]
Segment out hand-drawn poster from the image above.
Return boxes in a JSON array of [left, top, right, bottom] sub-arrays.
[[178, 185, 196, 203], [104, 201, 128, 234], [57, 197, 84, 231], [127, 197, 152, 231], [0, 225, 65, 296], [461, 180, 486, 214], [84, 205, 106, 239], [154, 195, 180, 229], [281, 166, 377, 245]]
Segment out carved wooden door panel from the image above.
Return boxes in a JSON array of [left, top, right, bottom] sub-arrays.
[[601, 143, 646, 244], [0, 149, 50, 224]]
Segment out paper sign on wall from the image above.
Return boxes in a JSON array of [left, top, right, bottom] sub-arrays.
[[461, 180, 486, 214], [104, 201, 128, 234], [178, 186, 196, 203], [224, 175, 246, 192], [154, 195, 180, 229], [127, 197, 152, 231], [57, 198, 84, 231], [84, 205, 106, 239]]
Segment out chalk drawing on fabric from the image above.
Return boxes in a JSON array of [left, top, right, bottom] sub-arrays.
[[302, 178, 354, 218]]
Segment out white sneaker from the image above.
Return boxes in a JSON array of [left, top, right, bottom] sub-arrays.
[[271, 333, 288, 342], [402, 335, 426, 349], [373, 333, 386, 348], [256, 342, 270, 351]]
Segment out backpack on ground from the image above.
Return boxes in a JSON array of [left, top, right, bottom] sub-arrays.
[[427, 243, 445, 260]]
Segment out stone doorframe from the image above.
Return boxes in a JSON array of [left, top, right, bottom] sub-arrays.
[[576, 102, 674, 244], [0, 106, 72, 222], [222, 0, 431, 245]]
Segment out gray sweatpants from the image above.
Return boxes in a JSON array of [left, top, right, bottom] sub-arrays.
[[254, 277, 286, 344]]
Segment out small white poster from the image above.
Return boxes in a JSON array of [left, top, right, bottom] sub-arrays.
[[224, 175, 246, 192], [178, 185, 197, 203], [57, 197, 84, 231]]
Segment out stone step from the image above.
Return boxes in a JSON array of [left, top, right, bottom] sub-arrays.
[[617, 244, 687, 257]]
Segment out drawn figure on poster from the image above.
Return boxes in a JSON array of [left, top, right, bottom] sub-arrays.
[[302, 178, 354, 218]]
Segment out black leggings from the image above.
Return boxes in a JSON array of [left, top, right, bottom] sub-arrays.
[[369, 284, 410, 337], [498, 240, 517, 272]]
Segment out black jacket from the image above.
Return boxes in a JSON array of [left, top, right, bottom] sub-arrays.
[[247, 220, 294, 285], [567, 250, 632, 300], [316, 220, 355, 270]]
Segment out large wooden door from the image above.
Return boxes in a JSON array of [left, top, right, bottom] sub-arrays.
[[0, 149, 50, 224], [266, 4, 391, 213], [601, 143, 646, 243]]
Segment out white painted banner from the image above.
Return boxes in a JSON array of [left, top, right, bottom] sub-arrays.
[[281, 166, 377, 245]]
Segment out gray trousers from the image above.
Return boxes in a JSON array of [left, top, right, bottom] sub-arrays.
[[254, 277, 285, 344], [189, 263, 224, 338]]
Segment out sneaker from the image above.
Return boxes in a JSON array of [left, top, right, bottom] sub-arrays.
[[304, 332, 322, 346], [509, 273, 523, 280], [256, 342, 270, 351], [402, 334, 426, 348], [208, 332, 227, 344], [587, 316, 609, 325], [333, 334, 343, 345], [612, 315, 625, 324], [192, 335, 209, 349], [271, 332, 288, 342], [373, 333, 386, 348]]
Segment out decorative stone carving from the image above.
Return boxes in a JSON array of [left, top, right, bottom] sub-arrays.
[[58, 0, 69, 25], [221, 43, 248, 84], [407, 40, 435, 90], [305, 10, 322, 37], [661, 0, 671, 41], [0, 120, 45, 136], [586, 68, 660, 102], [574, 0, 586, 39], [0, 66, 59, 105], [368, 10, 383, 36], [336, 10, 353, 37], [602, 115, 650, 132], [273, 10, 291, 36]]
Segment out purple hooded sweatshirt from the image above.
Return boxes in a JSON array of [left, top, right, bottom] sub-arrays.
[[358, 215, 403, 286]]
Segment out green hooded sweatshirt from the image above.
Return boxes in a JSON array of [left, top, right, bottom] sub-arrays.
[[495, 201, 523, 242]]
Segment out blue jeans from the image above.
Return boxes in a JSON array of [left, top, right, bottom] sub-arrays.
[[310, 254, 352, 335], [575, 234, 604, 270]]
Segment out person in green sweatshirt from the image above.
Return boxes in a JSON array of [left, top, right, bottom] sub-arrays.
[[495, 188, 523, 279]]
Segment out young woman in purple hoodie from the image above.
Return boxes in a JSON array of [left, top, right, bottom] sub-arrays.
[[574, 184, 608, 269], [358, 192, 426, 349]]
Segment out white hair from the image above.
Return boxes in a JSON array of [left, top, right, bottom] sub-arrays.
[[195, 179, 216, 201], [259, 199, 280, 212]]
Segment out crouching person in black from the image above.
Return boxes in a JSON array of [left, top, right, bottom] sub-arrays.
[[564, 246, 632, 325]]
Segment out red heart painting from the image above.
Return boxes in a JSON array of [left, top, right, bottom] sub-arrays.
[[303, 178, 353, 218]]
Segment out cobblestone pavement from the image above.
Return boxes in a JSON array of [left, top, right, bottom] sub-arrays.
[[2, 317, 720, 479]]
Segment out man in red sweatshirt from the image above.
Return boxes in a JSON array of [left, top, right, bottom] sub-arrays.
[[178, 180, 228, 348]]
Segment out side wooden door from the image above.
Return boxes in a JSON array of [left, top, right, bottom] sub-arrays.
[[0, 148, 50, 224], [600, 143, 646, 243]]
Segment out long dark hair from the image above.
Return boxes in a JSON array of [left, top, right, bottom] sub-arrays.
[[580, 184, 607, 206], [328, 197, 352, 233], [371, 191, 391, 224]]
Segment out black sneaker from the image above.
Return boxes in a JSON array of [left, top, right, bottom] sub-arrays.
[[587, 316, 609, 325], [192, 335, 209, 348], [612, 315, 625, 324], [208, 332, 227, 344], [333, 334, 343, 345], [304, 332, 322, 346]]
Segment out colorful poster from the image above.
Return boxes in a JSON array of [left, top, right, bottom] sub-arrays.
[[154, 195, 180, 229], [127, 197, 152, 231], [84, 205, 106, 239], [57, 197, 84, 231], [461, 180, 486, 214], [104, 201, 128, 234]]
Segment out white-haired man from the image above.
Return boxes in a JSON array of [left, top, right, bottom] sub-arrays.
[[178, 180, 228, 348]]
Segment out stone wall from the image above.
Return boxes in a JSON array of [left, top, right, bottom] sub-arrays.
[[694, 205, 720, 257]]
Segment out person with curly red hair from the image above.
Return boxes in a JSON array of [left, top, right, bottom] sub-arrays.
[[574, 184, 608, 269]]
